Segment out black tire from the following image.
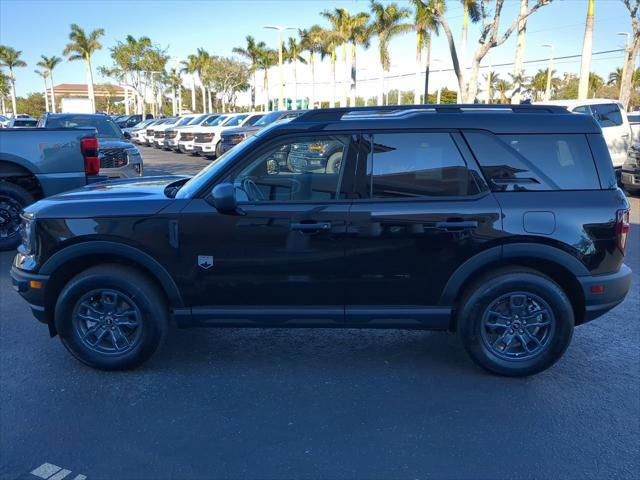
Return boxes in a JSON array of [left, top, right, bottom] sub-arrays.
[[457, 268, 574, 377], [0, 181, 34, 251], [55, 265, 168, 370]]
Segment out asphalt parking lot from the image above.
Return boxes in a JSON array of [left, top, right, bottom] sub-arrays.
[[1, 145, 639, 480]]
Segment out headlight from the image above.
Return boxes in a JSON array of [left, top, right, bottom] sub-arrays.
[[126, 146, 141, 158], [19, 212, 36, 254]]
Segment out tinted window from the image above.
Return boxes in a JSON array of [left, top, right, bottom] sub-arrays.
[[369, 133, 481, 198], [224, 115, 248, 127], [590, 104, 623, 127], [253, 111, 284, 126], [232, 135, 353, 202], [244, 114, 264, 126], [44, 115, 121, 138], [203, 115, 226, 126], [464, 131, 600, 190]]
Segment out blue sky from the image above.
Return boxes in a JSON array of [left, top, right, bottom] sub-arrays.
[[0, 0, 632, 97]]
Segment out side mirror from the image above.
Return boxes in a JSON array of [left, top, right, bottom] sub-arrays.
[[123, 132, 131, 139], [210, 182, 244, 215]]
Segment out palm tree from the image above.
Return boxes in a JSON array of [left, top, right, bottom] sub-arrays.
[[283, 37, 307, 109], [588, 72, 604, 97], [320, 29, 343, 108], [342, 11, 371, 106], [578, 0, 595, 99], [322, 8, 350, 106], [511, 0, 529, 104], [255, 46, 278, 111], [529, 68, 559, 101], [369, 0, 412, 106], [180, 55, 199, 112], [34, 69, 50, 112], [410, 0, 438, 103], [165, 67, 183, 115], [459, 1, 480, 100], [0, 45, 27, 115], [232, 36, 263, 110], [195, 48, 211, 113], [299, 25, 324, 108], [63, 24, 104, 113], [495, 78, 512, 103], [37, 55, 62, 112]]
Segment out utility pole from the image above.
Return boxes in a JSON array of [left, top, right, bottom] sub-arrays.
[[542, 44, 554, 101], [264, 25, 296, 111], [578, 0, 595, 99]]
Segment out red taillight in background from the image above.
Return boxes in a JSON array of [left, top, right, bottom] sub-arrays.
[[80, 137, 100, 176], [615, 209, 630, 254]]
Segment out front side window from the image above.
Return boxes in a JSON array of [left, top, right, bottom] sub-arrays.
[[368, 132, 481, 198], [230, 135, 353, 202], [203, 115, 226, 127], [224, 115, 248, 127], [590, 103, 623, 127]]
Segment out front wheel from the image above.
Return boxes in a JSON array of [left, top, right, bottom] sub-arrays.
[[55, 265, 168, 370], [457, 269, 574, 377], [0, 182, 34, 251]]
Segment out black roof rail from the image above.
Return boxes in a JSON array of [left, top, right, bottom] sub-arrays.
[[293, 104, 569, 122]]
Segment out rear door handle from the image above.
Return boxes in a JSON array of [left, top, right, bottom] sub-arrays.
[[436, 220, 478, 230], [290, 222, 332, 232]]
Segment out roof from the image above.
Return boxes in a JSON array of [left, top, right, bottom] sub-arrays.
[[284, 104, 601, 135], [53, 83, 125, 96], [536, 98, 623, 108]]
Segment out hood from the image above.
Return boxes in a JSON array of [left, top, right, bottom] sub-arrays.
[[98, 138, 133, 149], [25, 176, 188, 219], [222, 125, 262, 137]]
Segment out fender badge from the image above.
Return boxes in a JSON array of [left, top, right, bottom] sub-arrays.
[[198, 255, 214, 270]]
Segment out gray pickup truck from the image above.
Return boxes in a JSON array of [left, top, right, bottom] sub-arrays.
[[0, 127, 102, 250]]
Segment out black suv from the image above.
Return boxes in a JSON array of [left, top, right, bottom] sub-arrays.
[[10, 105, 632, 376]]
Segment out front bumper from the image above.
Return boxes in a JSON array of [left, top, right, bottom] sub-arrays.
[[194, 143, 216, 155], [578, 264, 633, 322], [10, 264, 49, 324], [621, 167, 640, 191], [101, 160, 143, 179]]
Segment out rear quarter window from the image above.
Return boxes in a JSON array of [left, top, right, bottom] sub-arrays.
[[463, 131, 600, 191]]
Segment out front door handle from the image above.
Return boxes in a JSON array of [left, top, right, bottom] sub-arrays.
[[290, 222, 332, 232], [436, 220, 478, 230]]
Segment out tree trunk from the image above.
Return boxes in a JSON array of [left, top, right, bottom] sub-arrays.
[[350, 42, 357, 107], [292, 60, 298, 110], [49, 72, 57, 113], [331, 51, 336, 108], [191, 76, 197, 112], [341, 43, 348, 107], [1, 97, 6, 116], [252, 71, 257, 110], [10, 74, 17, 115], [172, 87, 177, 116], [620, 31, 640, 110], [465, 58, 482, 103], [200, 81, 207, 113], [377, 62, 384, 106], [511, 0, 528, 104], [578, 0, 594, 100], [208, 89, 213, 113], [310, 53, 316, 109], [458, 1, 469, 103], [86, 57, 96, 113], [264, 68, 270, 112], [414, 31, 423, 104], [43, 79, 50, 112], [424, 35, 432, 103]]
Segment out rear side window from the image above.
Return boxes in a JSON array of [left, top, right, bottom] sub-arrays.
[[368, 132, 482, 198], [590, 103, 623, 127], [464, 131, 600, 191]]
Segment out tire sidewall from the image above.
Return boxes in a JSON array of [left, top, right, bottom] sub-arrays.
[[0, 182, 34, 251], [458, 272, 574, 376], [56, 268, 166, 370]]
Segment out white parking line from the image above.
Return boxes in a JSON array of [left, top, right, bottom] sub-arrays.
[[30, 463, 87, 479]]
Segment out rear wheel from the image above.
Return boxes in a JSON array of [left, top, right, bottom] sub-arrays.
[[0, 181, 34, 251], [55, 265, 168, 370], [457, 269, 574, 377]]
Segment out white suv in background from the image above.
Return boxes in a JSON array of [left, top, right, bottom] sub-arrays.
[[192, 112, 264, 157], [153, 115, 197, 149], [177, 114, 220, 154], [537, 99, 632, 170], [166, 113, 213, 151]]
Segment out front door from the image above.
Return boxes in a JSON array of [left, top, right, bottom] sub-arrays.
[[345, 131, 502, 327], [178, 132, 359, 325]]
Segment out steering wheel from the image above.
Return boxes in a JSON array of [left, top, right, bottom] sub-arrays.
[[241, 177, 265, 201]]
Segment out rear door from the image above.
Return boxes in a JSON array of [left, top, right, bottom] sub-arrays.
[[345, 130, 502, 327]]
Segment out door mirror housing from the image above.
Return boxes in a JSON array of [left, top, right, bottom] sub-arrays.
[[210, 182, 245, 215]]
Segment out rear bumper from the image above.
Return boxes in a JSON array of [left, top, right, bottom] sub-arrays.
[[577, 264, 632, 322], [10, 264, 49, 324]]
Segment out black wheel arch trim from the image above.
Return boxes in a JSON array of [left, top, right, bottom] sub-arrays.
[[439, 242, 590, 306], [40, 241, 184, 307]]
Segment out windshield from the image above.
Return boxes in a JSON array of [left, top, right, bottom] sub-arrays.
[[44, 115, 122, 138], [176, 116, 195, 126], [224, 115, 248, 127], [202, 115, 226, 126], [253, 111, 284, 127], [189, 114, 209, 125], [176, 134, 262, 199]]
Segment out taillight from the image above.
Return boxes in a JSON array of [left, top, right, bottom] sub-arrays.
[[80, 137, 100, 175], [615, 209, 630, 254]]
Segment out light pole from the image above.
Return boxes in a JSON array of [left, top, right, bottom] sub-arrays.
[[618, 32, 631, 97], [542, 44, 554, 101], [264, 25, 296, 111]]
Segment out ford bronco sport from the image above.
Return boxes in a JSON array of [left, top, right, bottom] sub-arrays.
[[10, 105, 632, 376]]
